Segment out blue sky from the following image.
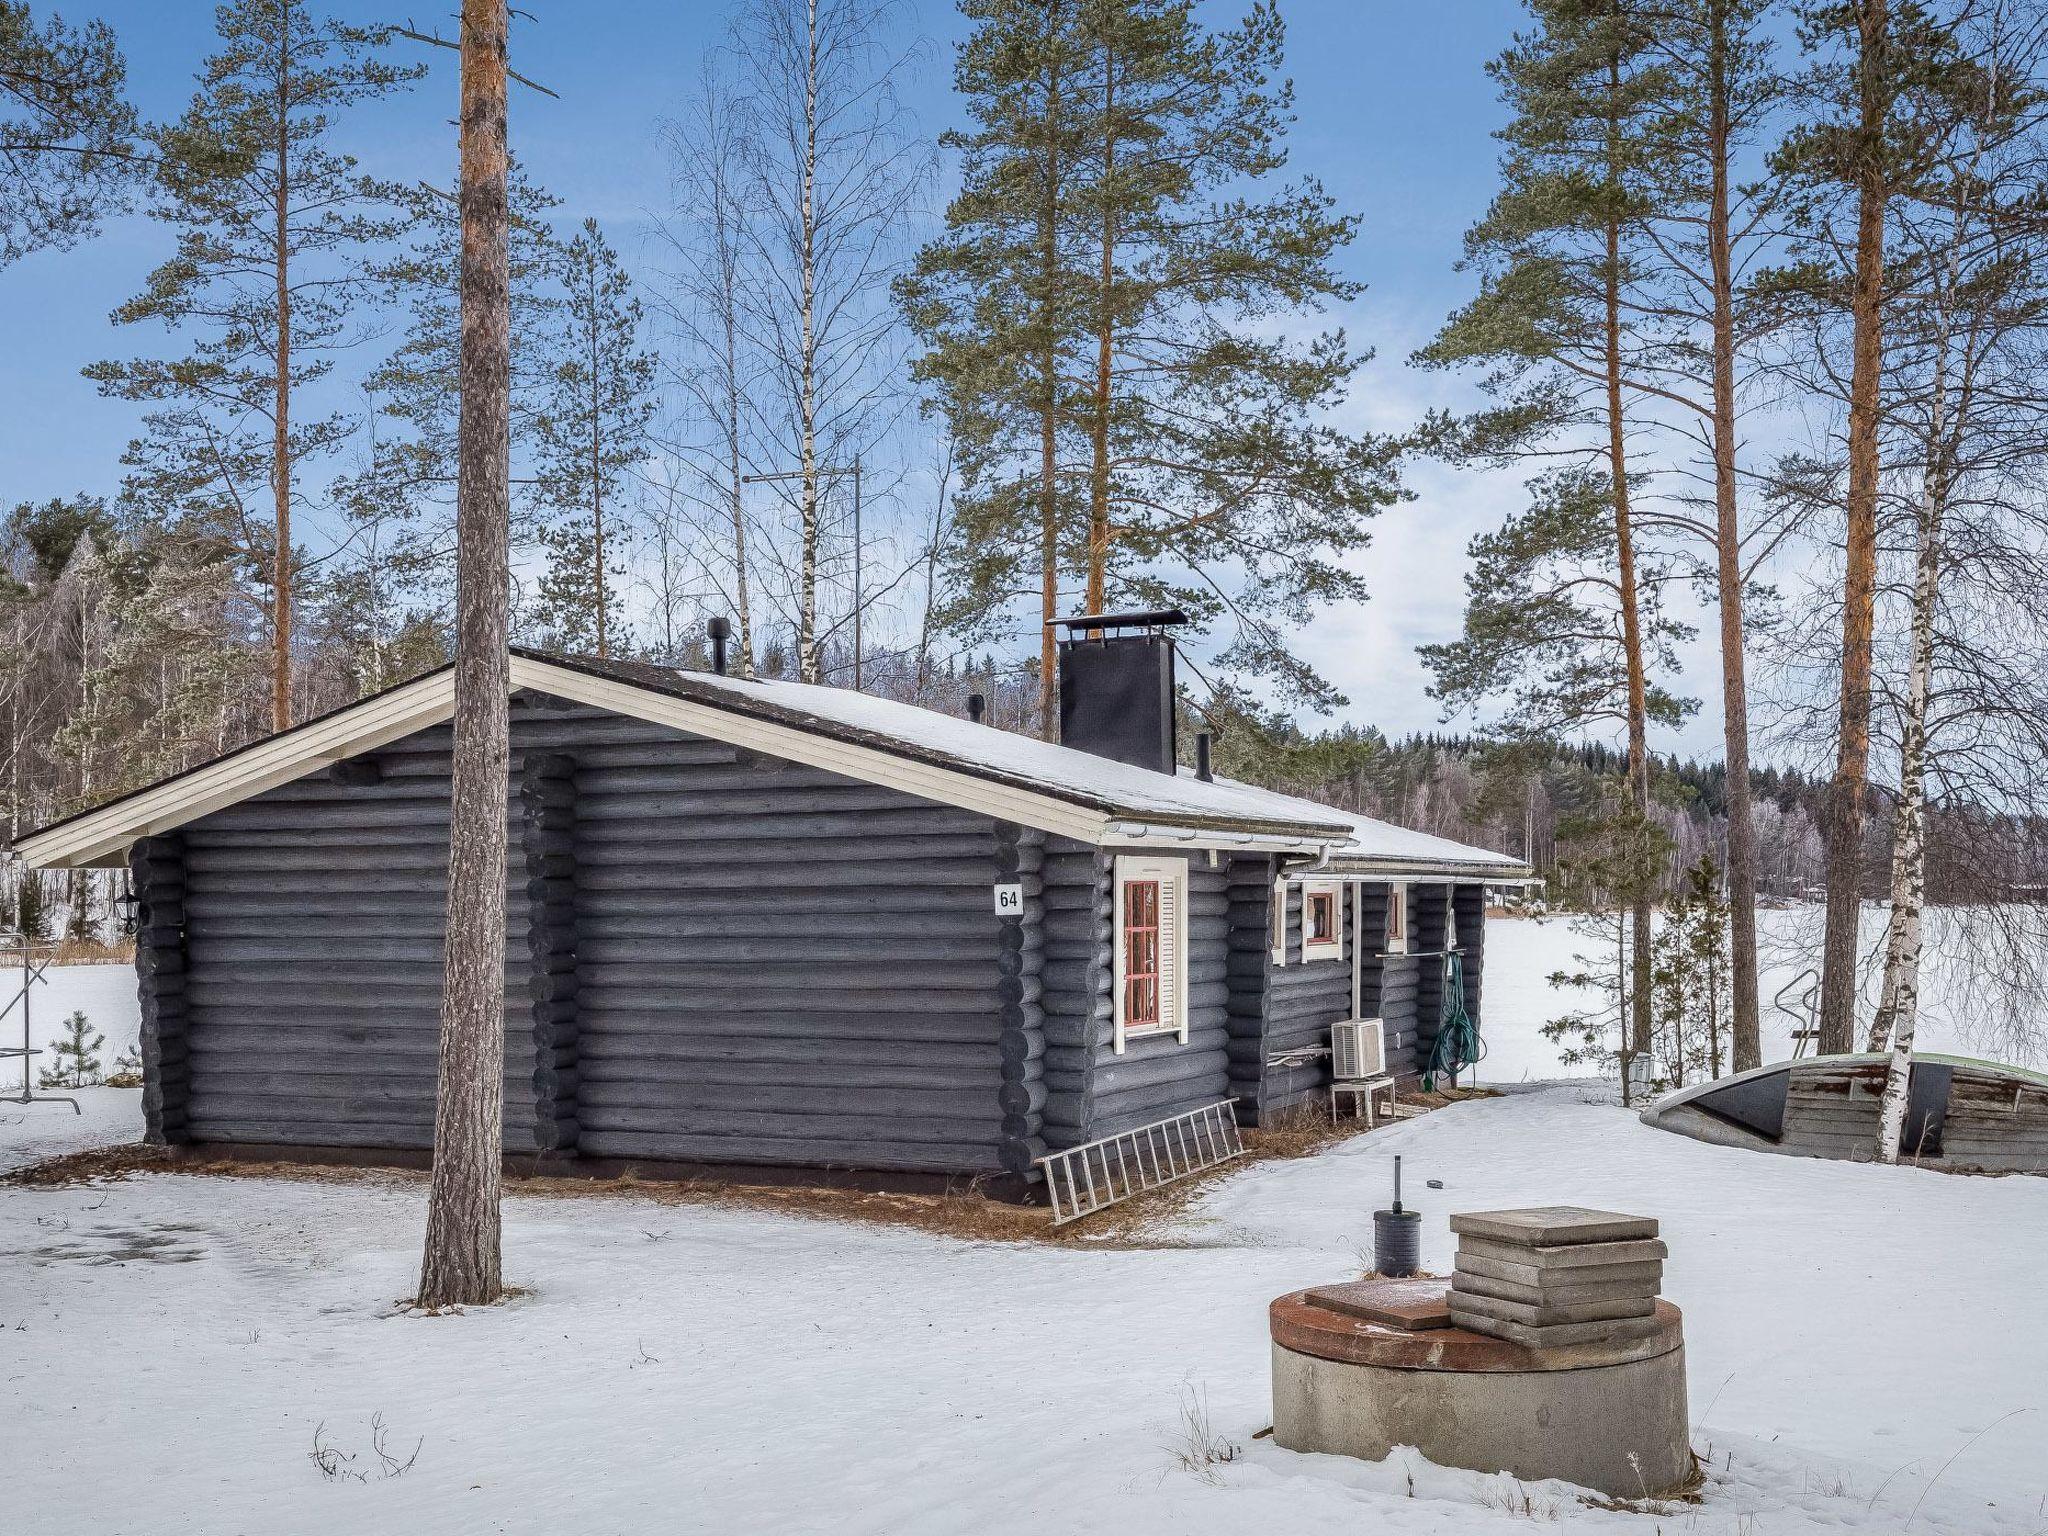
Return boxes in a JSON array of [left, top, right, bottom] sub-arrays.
[[2, 1, 1739, 758]]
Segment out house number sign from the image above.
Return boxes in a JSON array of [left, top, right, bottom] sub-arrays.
[[993, 883, 1024, 916]]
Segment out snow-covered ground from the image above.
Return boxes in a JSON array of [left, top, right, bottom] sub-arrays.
[[3, 1082, 2044, 1534]]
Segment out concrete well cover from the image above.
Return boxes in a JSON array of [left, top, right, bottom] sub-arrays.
[[1303, 1278, 1452, 1332]]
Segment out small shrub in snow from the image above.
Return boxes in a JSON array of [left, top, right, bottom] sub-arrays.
[[1165, 1383, 1240, 1485], [309, 1415, 421, 1483], [38, 1011, 104, 1089], [107, 1042, 143, 1089]]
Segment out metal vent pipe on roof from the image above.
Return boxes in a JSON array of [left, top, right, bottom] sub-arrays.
[[1196, 732, 1213, 782], [967, 693, 985, 724], [706, 615, 731, 676]]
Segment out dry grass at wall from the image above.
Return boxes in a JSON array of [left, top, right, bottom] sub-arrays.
[[11, 936, 135, 965], [0, 1088, 1499, 1246]]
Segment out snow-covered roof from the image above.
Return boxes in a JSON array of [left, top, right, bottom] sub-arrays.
[[18, 648, 1531, 878], [544, 654, 1528, 876]]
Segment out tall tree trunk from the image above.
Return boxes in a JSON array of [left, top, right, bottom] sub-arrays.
[[418, 0, 511, 1312], [796, 0, 822, 684], [1085, 38, 1115, 614], [271, 21, 293, 734], [588, 261, 608, 659], [1818, 0, 1888, 1057], [729, 383, 755, 680], [1036, 0, 1066, 739], [1705, 0, 1762, 1071], [1604, 41, 1655, 1072], [1871, 468, 1936, 1160]]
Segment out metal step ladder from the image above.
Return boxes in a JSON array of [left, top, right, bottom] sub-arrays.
[[1036, 1099, 1244, 1226]]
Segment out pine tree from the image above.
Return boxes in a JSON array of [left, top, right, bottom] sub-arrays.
[[348, 169, 562, 626], [1068, 0, 1395, 709], [1418, 0, 1678, 1070], [14, 866, 46, 940], [900, 0, 1095, 733], [1771, 0, 1972, 1053], [0, 3, 137, 266], [418, 0, 512, 1314], [1615, 0, 1784, 1074], [38, 1010, 103, 1089], [1541, 781, 1674, 1095], [531, 219, 656, 659], [85, 0, 420, 734]]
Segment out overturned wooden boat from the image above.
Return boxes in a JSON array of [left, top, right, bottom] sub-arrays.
[[1640, 1054, 2048, 1173]]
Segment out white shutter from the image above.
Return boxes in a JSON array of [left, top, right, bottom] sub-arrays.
[[1161, 862, 1188, 1043], [1270, 876, 1288, 966]]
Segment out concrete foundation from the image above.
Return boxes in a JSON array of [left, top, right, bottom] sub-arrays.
[[1269, 1287, 1692, 1498]]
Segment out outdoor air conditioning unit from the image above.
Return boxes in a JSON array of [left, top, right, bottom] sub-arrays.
[[1332, 1017, 1388, 1082]]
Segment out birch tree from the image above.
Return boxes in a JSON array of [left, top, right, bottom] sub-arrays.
[[86, 0, 418, 734], [651, 61, 766, 677], [1867, 0, 2048, 1157], [731, 0, 927, 684]]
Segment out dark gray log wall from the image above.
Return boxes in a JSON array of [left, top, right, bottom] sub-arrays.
[[534, 704, 1012, 1173], [174, 721, 534, 1151], [1223, 860, 1273, 1123], [1037, 838, 1105, 1151], [1257, 879, 1354, 1120], [520, 751, 579, 1156], [168, 697, 1018, 1173], [1410, 883, 1452, 1073], [130, 834, 191, 1144], [1455, 882, 1487, 1040], [1356, 883, 1422, 1076], [994, 822, 1047, 1174]]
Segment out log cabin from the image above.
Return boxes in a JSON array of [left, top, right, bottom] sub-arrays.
[[17, 612, 1528, 1193]]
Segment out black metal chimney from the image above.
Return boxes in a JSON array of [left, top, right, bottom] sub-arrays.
[[966, 692, 986, 724], [1047, 610, 1187, 774], [706, 615, 731, 676], [1195, 731, 1213, 782]]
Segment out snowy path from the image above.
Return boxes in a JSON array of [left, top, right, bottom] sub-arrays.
[[4, 1084, 2044, 1535]]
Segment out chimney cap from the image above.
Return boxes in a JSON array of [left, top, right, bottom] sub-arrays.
[[1046, 608, 1188, 634]]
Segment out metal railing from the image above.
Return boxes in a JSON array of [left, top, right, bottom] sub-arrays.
[[2, 932, 78, 1114], [1036, 1099, 1245, 1226]]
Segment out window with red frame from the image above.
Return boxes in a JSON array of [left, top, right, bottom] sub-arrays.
[[1307, 889, 1337, 945], [1121, 878, 1162, 1031]]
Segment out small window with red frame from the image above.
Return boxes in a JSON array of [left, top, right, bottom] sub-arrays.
[[1307, 889, 1337, 946], [1121, 878, 1162, 1031]]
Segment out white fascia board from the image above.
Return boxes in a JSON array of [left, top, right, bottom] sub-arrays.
[[16, 671, 458, 869], [18, 656, 1348, 868], [512, 658, 1126, 845]]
